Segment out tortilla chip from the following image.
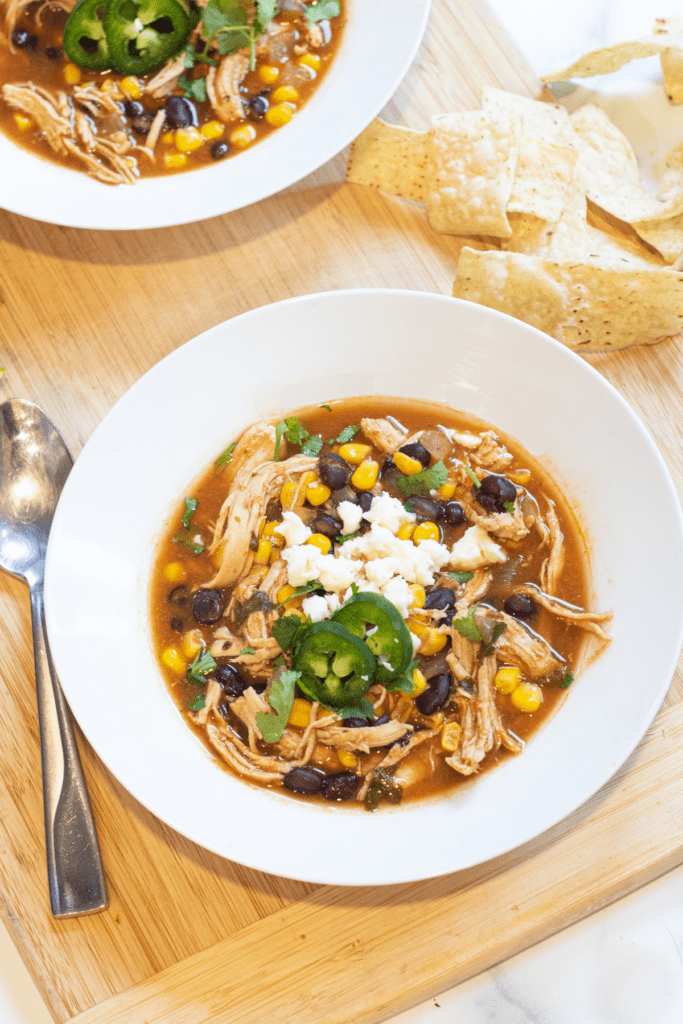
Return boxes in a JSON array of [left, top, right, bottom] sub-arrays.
[[630, 213, 683, 264], [453, 247, 683, 351], [425, 111, 520, 237], [570, 104, 683, 223], [541, 36, 683, 85], [654, 18, 683, 103], [346, 120, 429, 203]]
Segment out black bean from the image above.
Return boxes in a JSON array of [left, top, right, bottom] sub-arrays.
[[210, 140, 229, 160], [318, 452, 351, 490], [398, 442, 431, 468], [408, 495, 443, 522], [416, 672, 452, 716], [352, 490, 373, 512], [343, 717, 370, 729], [167, 585, 190, 607], [124, 99, 145, 118], [131, 113, 154, 136], [372, 714, 390, 727], [192, 588, 225, 624], [321, 771, 360, 801], [424, 588, 456, 612], [283, 766, 325, 794], [504, 593, 536, 621], [170, 617, 184, 632], [245, 93, 269, 122], [194, 37, 206, 54], [443, 501, 465, 525], [26, 33, 38, 51], [164, 95, 197, 128], [215, 663, 247, 698], [11, 29, 30, 47], [313, 511, 343, 537], [45, 45, 61, 59], [475, 474, 517, 513]]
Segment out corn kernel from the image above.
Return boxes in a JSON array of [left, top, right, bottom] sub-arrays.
[[511, 681, 543, 713], [163, 561, 186, 582], [277, 584, 297, 606], [212, 544, 223, 569], [288, 698, 313, 728], [294, 470, 317, 506], [13, 113, 32, 130], [263, 520, 284, 546], [394, 695, 414, 722], [287, 607, 307, 622], [257, 516, 267, 537], [306, 532, 332, 555], [200, 120, 224, 140], [254, 538, 272, 564], [495, 666, 521, 694], [181, 629, 204, 659], [251, 564, 269, 581], [230, 124, 257, 149], [164, 152, 187, 169], [413, 522, 440, 543], [425, 711, 446, 729], [439, 482, 456, 499], [441, 722, 462, 752], [418, 627, 448, 657], [272, 85, 299, 104], [175, 126, 204, 153], [265, 102, 295, 128], [161, 647, 186, 674], [411, 668, 427, 696], [351, 459, 379, 490], [258, 64, 280, 85], [337, 749, 357, 769], [397, 522, 415, 541], [280, 481, 296, 507], [162, 131, 175, 145], [338, 442, 371, 465], [306, 480, 331, 506], [406, 617, 428, 639], [120, 76, 141, 99], [63, 63, 82, 85], [509, 468, 531, 485], [299, 52, 321, 72], [100, 78, 121, 97], [394, 451, 423, 475]]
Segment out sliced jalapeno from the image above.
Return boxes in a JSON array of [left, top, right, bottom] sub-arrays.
[[63, 0, 111, 71], [292, 620, 375, 710], [103, 0, 192, 75], [332, 591, 414, 683]]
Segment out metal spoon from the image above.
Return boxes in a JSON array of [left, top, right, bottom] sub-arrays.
[[0, 398, 107, 917]]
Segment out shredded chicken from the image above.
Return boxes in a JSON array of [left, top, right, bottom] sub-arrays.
[[144, 55, 185, 99], [481, 609, 565, 679], [516, 583, 613, 641], [207, 53, 249, 122], [446, 655, 523, 777], [469, 431, 515, 472], [540, 501, 565, 595], [316, 719, 413, 754], [359, 417, 407, 454], [358, 729, 439, 801]]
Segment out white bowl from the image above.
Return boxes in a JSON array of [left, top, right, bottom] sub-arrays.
[[44, 289, 683, 885], [0, 0, 431, 230]]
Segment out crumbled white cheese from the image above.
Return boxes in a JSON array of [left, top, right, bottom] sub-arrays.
[[364, 556, 400, 588], [337, 500, 363, 536], [325, 592, 341, 615], [302, 594, 330, 622], [317, 554, 359, 594], [342, 525, 450, 586], [281, 544, 321, 585], [274, 511, 311, 547], [411, 632, 422, 656], [448, 524, 506, 570], [381, 575, 412, 618], [363, 491, 415, 534]]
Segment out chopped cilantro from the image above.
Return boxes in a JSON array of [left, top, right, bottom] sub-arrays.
[[187, 695, 206, 711], [479, 621, 506, 660], [305, 0, 340, 23], [319, 403, 332, 412], [186, 648, 217, 686], [239, 647, 256, 656], [386, 659, 419, 694], [503, 501, 516, 514], [396, 459, 448, 497], [181, 496, 198, 529], [173, 533, 204, 555], [340, 698, 375, 720], [336, 530, 359, 544], [365, 767, 402, 811], [560, 671, 574, 689], [178, 74, 207, 103], [465, 467, 481, 488], [272, 613, 308, 653], [451, 606, 483, 643], [334, 424, 360, 444], [256, 668, 300, 742], [404, 499, 415, 514], [302, 433, 324, 457], [448, 571, 474, 584], [274, 415, 321, 459], [215, 441, 237, 470], [276, 580, 324, 608]]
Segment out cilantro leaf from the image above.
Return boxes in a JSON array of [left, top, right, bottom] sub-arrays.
[[560, 671, 574, 689], [465, 467, 481, 488], [365, 767, 402, 811], [335, 424, 359, 444], [451, 606, 483, 643], [448, 571, 474, 584], [503, 501, 516, 514], [301, 433, 323, 457], [340, 698, 375, 720], [274, 416, 317, 459], [178, 75, 208, 103], [173, 533, 204, 555], [404, 499, 415, 514], [336, 529, 359, 544], [276, 581, 324, 608], [272, 613, 309, 653], [320, 403, 332, 412], [187, 695, 206, 711], [386, 659, 419, 694], [396, 459, 448, 498], [215, 441, 236, 469], [479, 621, 506, 660], [186, 648, 217, 685], [181, 496, 198, 529], [305, 0, 340, 23], [239, 647, 256, 656], [256, 668, 300, 742]]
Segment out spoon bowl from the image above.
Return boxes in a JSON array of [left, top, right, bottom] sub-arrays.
[[0, 398, 107, 917]]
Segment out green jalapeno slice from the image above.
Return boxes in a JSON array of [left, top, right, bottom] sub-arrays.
[[332, 592, 414, 683], [63, 0, 112, 71], [103, 0, 192, 75], [292, 620, 375, 710]]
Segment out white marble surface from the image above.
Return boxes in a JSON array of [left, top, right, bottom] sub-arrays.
[[2, 2, 683, 1022]]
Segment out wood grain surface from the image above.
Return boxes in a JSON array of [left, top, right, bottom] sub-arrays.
[[0, 2, 682, 1022]]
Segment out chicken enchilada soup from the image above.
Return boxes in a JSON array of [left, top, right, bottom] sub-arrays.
[[0, 0, 343, 184], [151, 398, 611, 811]]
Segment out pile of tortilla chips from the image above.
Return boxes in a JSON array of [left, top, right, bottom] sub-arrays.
[[346, 84, 683, 352]]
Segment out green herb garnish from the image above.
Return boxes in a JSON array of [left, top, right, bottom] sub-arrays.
[[239, 647, 256, 656], [396, 459, 448, 498], [256, 668, 300, 742], [465, 466, 481, 488], [336, 530, 359, 544], [319, 403, 332, 412], [479, 621, 506, 660], [181, 496, 198, 529], [202, 0, 278, 70], [276, 580, 324, 608], [274, 415, 322, 460], [365, 767, 402, 812], [178, 74, 207, 102], [503, 501, 516, 514], [334, 424, 360, 444], [560, 671, 574, 689], [173, 533, 204, 555], [448, 571, 474, 583], [272, 613, 309, 654], [186, 648, 217, 686], [451, 605, 483, 643], [215, 441, 237, 470], [340, 698, 375, 720], [305, 0, 340, 23]]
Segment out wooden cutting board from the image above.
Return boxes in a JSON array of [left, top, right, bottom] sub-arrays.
[[1, 2, 683, 1022]]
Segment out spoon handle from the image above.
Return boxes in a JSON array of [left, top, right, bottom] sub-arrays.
[[29, 581, 108, 917]]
